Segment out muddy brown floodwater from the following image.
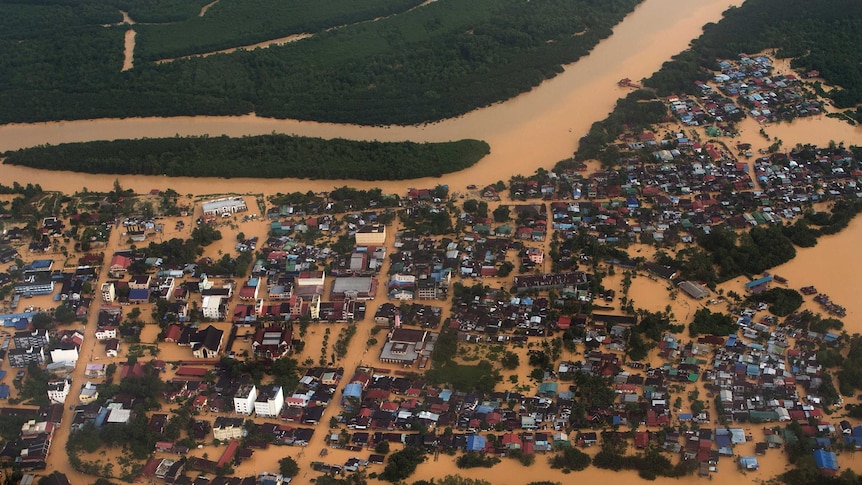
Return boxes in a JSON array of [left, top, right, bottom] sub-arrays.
[[12, 0, 862, 483], [0, 0, 742, 196], [121, 29, 135, 71]]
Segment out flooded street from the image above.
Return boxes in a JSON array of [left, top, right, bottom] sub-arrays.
[[0, 0, 742, 195]]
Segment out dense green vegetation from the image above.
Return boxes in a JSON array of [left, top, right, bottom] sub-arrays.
[[548, 446, 591, 471], [135, 0, 424, 61], [425, 359, 500, 394], [697, 226, 796, 282], [688, 308, 736, 337], [837, 335, 862, 397], [570, 0, 862, 163], [380, 446, 426, 482], [592, 433, 696, 480], [746, 288, 803, 316], [0, 0, 641, 124], [2, 135, 490, 180], [456, 452, 500, 469], [562, 91, 667, 166]]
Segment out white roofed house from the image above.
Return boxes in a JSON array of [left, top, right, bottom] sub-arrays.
[[50, 329, 84, 365], [201, 196, 248, 216], [50, 347, 79, 365], [47, 378, 71, 404], [201, 295, 225, 320]]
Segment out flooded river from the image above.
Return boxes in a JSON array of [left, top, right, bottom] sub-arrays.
[[0, 0, 742, 195]]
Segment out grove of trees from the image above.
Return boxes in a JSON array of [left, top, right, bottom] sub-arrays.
[[3, 135, 490, 180]]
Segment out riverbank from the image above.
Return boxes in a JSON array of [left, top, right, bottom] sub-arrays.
[[0, 0, 743, 194]]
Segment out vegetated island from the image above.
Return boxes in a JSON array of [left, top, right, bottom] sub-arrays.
[[0, 0, 642, 124], [0, 135, 490, 180]]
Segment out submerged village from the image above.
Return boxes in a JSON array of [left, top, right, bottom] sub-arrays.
[[2, 55, 862, 485]]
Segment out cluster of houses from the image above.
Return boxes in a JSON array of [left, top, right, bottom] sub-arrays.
[[501, 141, 862, 247], [0, 405, 64, 471], [386, 231, 453, 300], [5, 324, 84, 377], [705, 54, 822, 124], [4, 152, 862, 484]]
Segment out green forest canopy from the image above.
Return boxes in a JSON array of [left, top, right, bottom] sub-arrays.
[[0, 0, 642, 124], [1, 135, 491, 180]]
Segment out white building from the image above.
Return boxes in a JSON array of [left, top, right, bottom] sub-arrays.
[[50, 348, 79, 365], [101, 282, 116, 303], [254, 385, 284, 418], [94, 327, 117, 340], [201, 295, 224, 320], [233, 384, 257, 415], [47, 378, 71, 404], [201, 197, 248, 216]]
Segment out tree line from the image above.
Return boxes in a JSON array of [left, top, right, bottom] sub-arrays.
[[2, 134, 490, 180], [0, 0, 642, 124]]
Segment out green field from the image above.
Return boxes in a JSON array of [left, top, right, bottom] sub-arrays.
[[0, 0, 642, 125], [1, 135, 491, 180]]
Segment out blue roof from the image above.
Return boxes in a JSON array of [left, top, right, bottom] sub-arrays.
[[0, 384, 8, 399], [738, 456, 759, 469], [128, 288, 150, 300], [0, 312, 37, 328], [678, 413, 693, 421], [343, 383, 362, 398], [95, 407, 109, 427], [439, 389, 452, 402], [475, 405, 494, 415], [815, 437, 832, 449], [813, 449, 839, 471], [24, 259, 53, 270], [745, 275, 773, 288], [466, 435, 486, 451]]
